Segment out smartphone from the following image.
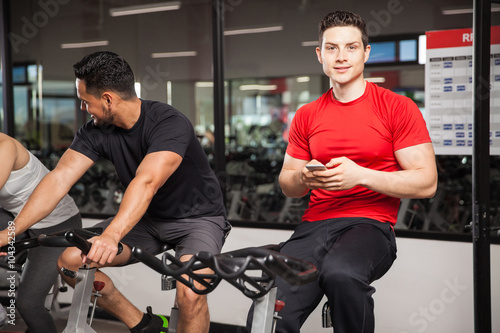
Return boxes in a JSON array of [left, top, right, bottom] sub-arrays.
[[306, 164, 327, 171]]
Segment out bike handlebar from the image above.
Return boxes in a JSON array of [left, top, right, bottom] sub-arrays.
[[0, 237, 40, 254], [37, 227, 104, 249], [132, 244, 318, 299], [62, 229, 124, 256], [0, 227, 106, 272]]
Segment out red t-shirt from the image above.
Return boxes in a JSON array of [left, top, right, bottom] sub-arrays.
[[287, 82, 431, 225]]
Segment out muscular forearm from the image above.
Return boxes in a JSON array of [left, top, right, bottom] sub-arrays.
[[360, 167, 437, 199], [279, 168, 310, 198], [102, 176, 157, 242], [14, 172, 71, 235]]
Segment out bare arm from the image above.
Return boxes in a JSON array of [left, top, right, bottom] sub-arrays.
[[12, 148, 94, 234], [0, 138, 19, 250], [278, 153, 310, 198], [279, 142, 437, 199], [360, 142, 437, 198], [303, 143, 437, 199], [86, 150, 182, 265], [0, 138, 17, 191]]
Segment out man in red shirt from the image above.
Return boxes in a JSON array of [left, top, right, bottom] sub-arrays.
[[274, 10, 437, 333]]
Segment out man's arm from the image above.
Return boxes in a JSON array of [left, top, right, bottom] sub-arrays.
[[306, 143, 437, 199], [362, 142, 437, 198], [85, 150, 182, 265], [279, 142, 437, 199], [278, 153, 311, 198], [13, 149, 94, 234]]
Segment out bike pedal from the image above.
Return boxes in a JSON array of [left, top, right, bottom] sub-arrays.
[[161, 275, 176, 290], [61, 267, 76, 279]]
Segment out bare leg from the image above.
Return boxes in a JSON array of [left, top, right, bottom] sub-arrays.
[[57, 245, 144, 328], [175, 254, 211, 333]]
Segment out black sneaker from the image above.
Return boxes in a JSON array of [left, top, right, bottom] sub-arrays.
[[130, 306, 169, 333]]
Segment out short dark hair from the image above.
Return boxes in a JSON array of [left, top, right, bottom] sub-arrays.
[[73, 51, 136, 99], [318, 11, 368, 49]]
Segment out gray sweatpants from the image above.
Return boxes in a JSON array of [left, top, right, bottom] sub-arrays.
[[0, 208, 82, 333]]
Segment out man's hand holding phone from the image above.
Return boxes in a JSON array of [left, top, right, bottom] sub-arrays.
[[306, 164, 327, 172]]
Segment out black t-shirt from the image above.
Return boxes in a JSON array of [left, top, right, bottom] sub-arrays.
[[70, 99, 226, 220]]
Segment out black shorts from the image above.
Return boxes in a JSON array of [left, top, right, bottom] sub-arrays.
[[95, 215, 231, 262]]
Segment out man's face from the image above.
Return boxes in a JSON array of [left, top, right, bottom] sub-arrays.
[[76, 79, 114, 127], [316, 26, 370, 87]]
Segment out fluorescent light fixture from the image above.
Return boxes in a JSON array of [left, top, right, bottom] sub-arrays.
[[195, 82, 228, 88], [418, 35, 426, 65], [135, 82, 141, 98], [110, 1, 181, 17], [151, 51, 197, 58], [239, 84, 277, 91], [225, 25, 283, 36], [60, 40, 109, 49], [167, 81, 172, 105], [365, 77, 386, 83], [196, 82, 214, 88], [301, 41, 318, 47], [296, 76, 310, 83], [442, 6, 500, 15]]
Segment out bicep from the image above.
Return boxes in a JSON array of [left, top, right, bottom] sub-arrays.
[[394, 143, 436, 171], [52, 149, 95, 189], [281, 153, 309, 173], [135, 151, 182, 190]]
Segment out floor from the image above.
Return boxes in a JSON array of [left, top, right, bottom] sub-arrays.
[[0, 309, 242, 333], [0, 311, 129, 333]]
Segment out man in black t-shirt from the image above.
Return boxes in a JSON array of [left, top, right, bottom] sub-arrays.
[[13, 51, 230, 333]]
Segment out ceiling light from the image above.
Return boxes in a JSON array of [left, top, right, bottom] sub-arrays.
[[135, 82, 141, 98], [442, 6, 500, 15], [239, 84, 277, 91], [365, 77, 386, 83], [296, 76, 310, 83], [224, 26, 283, 36], [60, 40, 109, 49], [301, 41, 318, 47], [195, 82, 228, 88], [151, 51, 197, 58], [418, 35, 426, 65], [110, 1, 181, 17], [196, 82, 214, 88]]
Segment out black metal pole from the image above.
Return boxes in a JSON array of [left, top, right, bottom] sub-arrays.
[[0, 0, 15, 136], [472, 0, 491, 332], [212, 0, 227, 203]]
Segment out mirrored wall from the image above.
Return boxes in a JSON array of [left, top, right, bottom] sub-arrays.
[[2, 0, 500, 237]]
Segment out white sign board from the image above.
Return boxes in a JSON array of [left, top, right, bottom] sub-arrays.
[[425, 27, 500, 155]]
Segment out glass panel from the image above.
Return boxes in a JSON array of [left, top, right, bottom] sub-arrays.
[[7, 0, 214, 216], [366, 41, 396, 64], [400, 39, 418, 62], [397, 155, 500, 235], [4, 0, 498, 236], [223, 76, 324, 223]]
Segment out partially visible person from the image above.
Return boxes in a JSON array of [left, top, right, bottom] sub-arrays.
[[0, 304, 6, 328], [11, 51, 230, 333], [0, 132, 82, 333], [253, 10, 437, 333]]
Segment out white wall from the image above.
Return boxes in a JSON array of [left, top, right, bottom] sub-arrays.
[[59, 219, 499, 333]]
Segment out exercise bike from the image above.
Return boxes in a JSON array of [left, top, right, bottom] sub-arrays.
[[3, 228, 328, 332], [37, 228, 123, 333], [131, 243, 318, 332], [48, 228, 319, 333], [0, 227, 110, 333]]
